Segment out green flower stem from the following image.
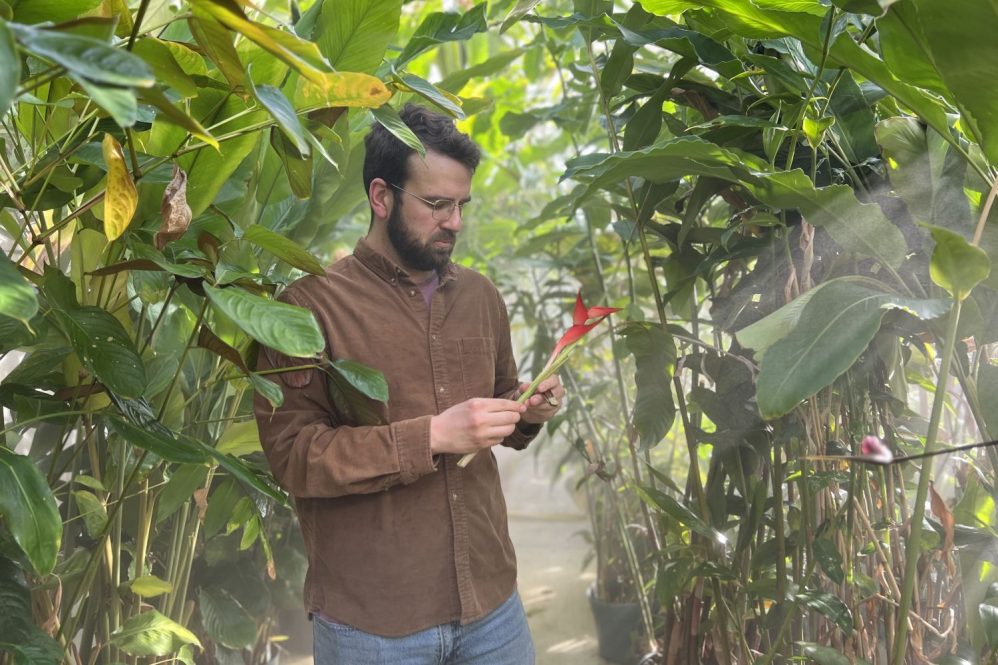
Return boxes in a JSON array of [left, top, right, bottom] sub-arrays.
[[890, 298, 962, 665]]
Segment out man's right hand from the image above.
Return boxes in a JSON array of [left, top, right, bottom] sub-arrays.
[[429, 398, 526, 455]]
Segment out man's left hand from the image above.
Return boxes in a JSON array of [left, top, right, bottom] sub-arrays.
[[519, 375, 565, 425]]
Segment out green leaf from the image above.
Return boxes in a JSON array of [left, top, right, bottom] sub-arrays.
[[108, 416, 208, 465], [132, 37, 198, 99], [395, 2, 487, 69], [635, 485, 728, 546], [156, 463, 208, 524], [0, 252, 38, 327], [243, 224, 325, 276], [110, 610, 201, 657], [755, 279, 948, 419], [188, 8, 245, 89], [831, 0, 896, 14], [799, 642, 871, 665], [623, 83, 669, 152], [203, 447, 287, 506], [76, 77, 138, 128], [216, 419, 261, 457], [315, 0, 401, 72], [253, 83, 310, 156], [907, 0, 998, 165], [11, 0, 102, 24], [396, 73, 464, 118], [328, 358, 389, 402], [203, 478, 240, 538], [981, 602, 998, 649], [129, 575, 174, 598], [876, 3, 948, 97], [370, 105, 425, 157], [198, 587, 256, 649], [438, 49, 526, 93], [812, 538, 844, 585], [203, 284, 324, 358], [620, 323, 676, 449], [802, 113, 834, 149], [10, 24, 153, 87], [0, 556, 63, 665], [0, 448, 61, 576], [927, 225, 991, 302], [72, 490, 108, 538], [500, 0, 544, 32], [795, 590, 853, 632], [249, 372, 283, 408], [0, 20, 20, 118], [138, 87, 219, 150]]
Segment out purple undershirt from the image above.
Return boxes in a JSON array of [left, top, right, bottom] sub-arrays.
[[418, 272, 440, 306]]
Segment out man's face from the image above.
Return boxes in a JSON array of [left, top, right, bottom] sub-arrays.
[[386, 151, 472, 273]]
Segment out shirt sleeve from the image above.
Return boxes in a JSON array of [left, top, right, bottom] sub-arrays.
[[490, 286, 541, 451], [252, 289, 437, 499]]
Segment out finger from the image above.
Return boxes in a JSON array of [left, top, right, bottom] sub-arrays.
[[478, 397, 527, 413]]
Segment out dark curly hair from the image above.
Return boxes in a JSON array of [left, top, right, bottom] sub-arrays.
[[363, 104, 481, 195]]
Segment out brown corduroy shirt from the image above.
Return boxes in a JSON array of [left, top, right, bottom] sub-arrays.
[[253, 238, 538, 637]]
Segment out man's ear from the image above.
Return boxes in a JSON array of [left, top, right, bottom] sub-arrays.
[[369, 178, 393, 219]]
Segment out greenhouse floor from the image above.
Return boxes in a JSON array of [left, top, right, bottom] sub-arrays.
[[281, 443, 604, 664]]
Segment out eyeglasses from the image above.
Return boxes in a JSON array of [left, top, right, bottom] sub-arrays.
[[390, 183, 469, 221]]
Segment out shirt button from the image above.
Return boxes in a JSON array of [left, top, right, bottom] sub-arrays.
[[438, 386, 445, 393], [390, 278, 396, 285], [452, 493, 458, 501], [409, 289, 416, 296]]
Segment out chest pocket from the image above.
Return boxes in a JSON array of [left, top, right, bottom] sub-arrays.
[[458, 337, 496, 400]]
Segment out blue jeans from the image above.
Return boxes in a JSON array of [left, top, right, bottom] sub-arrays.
[[312, 590, 535, 665]]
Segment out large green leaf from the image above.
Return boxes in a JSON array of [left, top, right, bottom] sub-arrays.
[[243, 224, 325, 276], [0, 252, 37, 327], [0, 556, 63, 665], [203, 284, 324, 358], [198, 588, 256, 649], [395, 2, 488, 69], [71, 490, 107, 538], [927, 225, 991, 302], [132, 37, 198, 99], [10, 24, 153, 88], [0, 20, 20, 119], [0, 448, 61, 576], [908, 0, 998, 165], [620, 323, 676, 449], [876, 3, 948, 97], [371, 105, 425, 157], [635, 485, 728, 545], [155, 464, 208, 523], [110, 610, 201, 657], [315, 0, 401, 72], [755, 279, 950, 419]]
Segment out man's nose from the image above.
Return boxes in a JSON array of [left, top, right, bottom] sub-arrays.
[[440, 207, 463, 232]]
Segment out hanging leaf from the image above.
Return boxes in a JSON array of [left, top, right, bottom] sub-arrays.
[[51, 305, 147, 398], [203, 284, 325, 358], [328, 358, 389, 402], [156, 164, 192, 250], [110, 610, 201, 657], [394, 73, 464, 118], [132, 37, 198, 98], [188, 8, 245, 89], [243, 224, 325, 276], [0, 556, 63, 665], [138, 87, 219, 150], [198, 588, 256, 649], [0, 252, 38, 328], [253, 83, 310, 156], [620, 322, 676, 449], [635, 485, 728, 545], [500, 0, 544, 32], [72, 490, 108, 538], [927, 225, 991, 302], [0, 448, 61, 576], [101, 133, 138, 242], [249, 372, 284, 408], [156, 463, 209, 524], [295, 71, 392, 110], [812, 538, 844, 585], [370, 105, 425, 157], [216, 419, 261, 457]]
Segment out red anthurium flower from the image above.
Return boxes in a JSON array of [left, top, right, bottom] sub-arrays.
[[860, 435, 893, 465]]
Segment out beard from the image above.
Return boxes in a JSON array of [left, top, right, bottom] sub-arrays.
[[386, 201, 456, 272]]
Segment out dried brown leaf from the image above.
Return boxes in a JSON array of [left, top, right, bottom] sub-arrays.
[[929, 482, 956, 576], [156, 163, 192, 250]]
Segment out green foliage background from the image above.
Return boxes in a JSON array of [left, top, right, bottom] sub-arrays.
[[3, 1, 998, 664]]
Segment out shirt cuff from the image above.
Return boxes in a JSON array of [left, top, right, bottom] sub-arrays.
[[392, 415, 436, 484], [502, 420, 541, 451]]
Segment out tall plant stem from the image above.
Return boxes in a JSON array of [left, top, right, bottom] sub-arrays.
[[890, 298, 962, 665]]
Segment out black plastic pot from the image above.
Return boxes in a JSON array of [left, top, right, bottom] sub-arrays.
[[587, 584, 643, 664]]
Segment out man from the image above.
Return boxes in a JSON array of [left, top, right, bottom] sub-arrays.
[[254, 104, 565, 665]]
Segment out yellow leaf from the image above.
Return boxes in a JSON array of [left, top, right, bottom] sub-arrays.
[[295, 72, 392, 110], [101, 134, 137, 242], [129, 575, 174, 598]]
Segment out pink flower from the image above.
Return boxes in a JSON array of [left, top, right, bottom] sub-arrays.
[[860, 435, 893, 465]]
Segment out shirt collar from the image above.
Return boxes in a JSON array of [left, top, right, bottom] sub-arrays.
[[353, 237, 459, 287]]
